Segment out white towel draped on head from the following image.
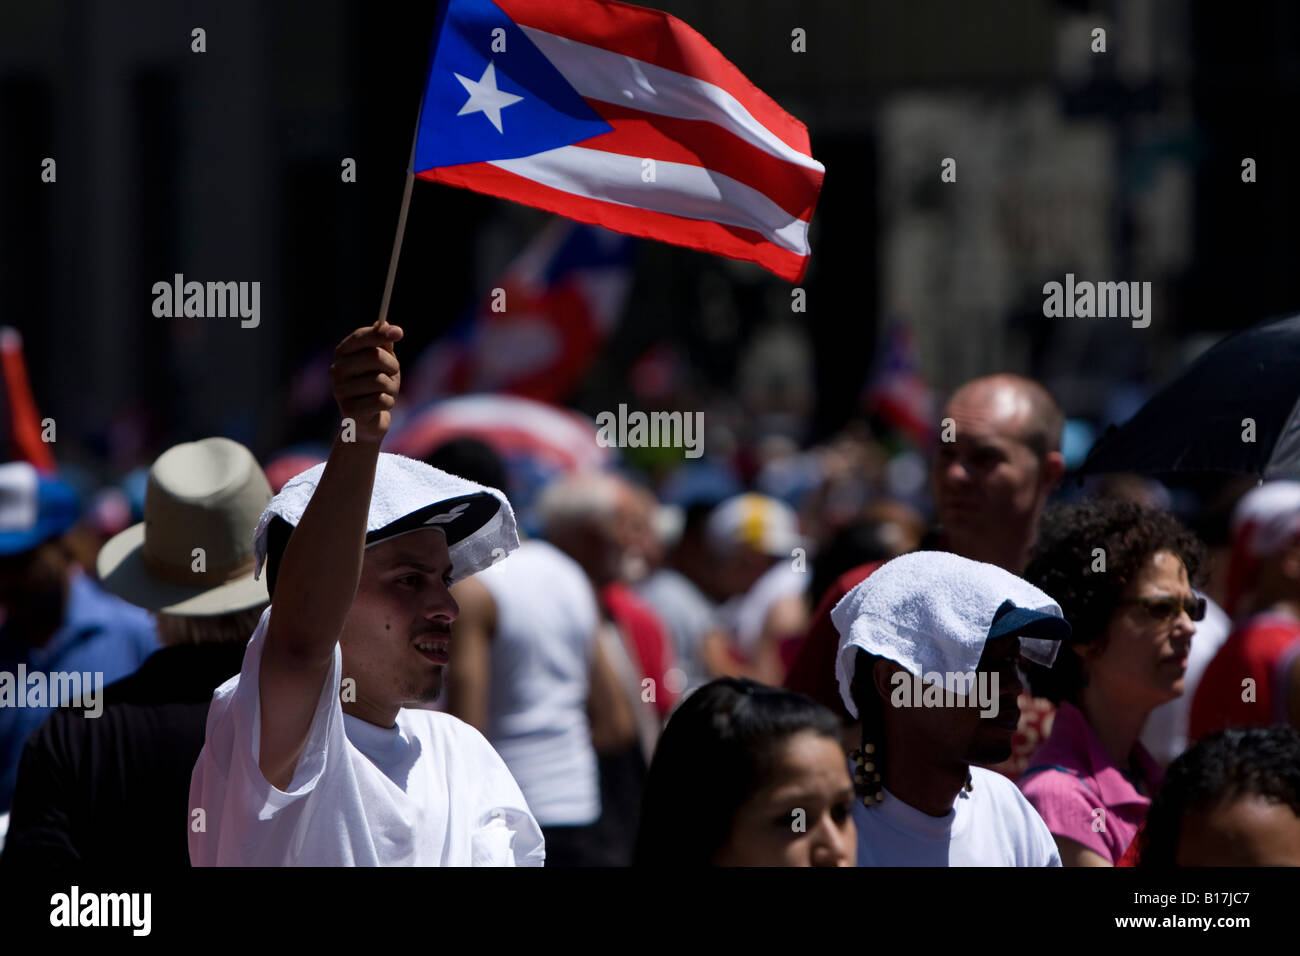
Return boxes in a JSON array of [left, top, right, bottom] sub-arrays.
[[831, 551, 1065, 718], [252, 453, 519, 586]]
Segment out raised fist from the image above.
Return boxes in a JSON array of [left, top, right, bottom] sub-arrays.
[[330, 320, 404, 444]]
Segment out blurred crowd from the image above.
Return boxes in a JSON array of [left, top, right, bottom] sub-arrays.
[[1, 366, 1299, 868]]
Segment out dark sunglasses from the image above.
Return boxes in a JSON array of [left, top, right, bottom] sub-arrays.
[[1117, 595, 1207, 623]]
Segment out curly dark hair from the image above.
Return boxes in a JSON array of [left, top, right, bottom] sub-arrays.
[[1136, 726, 1300, 868], [1021, 497, 1207, 704]]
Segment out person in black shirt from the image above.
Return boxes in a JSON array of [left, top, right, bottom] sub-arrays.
[[1, 438, 272, 868]]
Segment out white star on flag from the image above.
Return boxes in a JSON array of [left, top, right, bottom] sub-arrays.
[[453, 61, 524, 134]]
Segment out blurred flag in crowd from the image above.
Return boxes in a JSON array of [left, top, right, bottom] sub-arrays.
[[0, 328, 55, 471], [412, 0, 823, 281], [407, 220, 634, 404], [862, 319, 935, 449], [389, 393, 610, 471], [264, 444, 329, 494], [387, 392, 611, 520]]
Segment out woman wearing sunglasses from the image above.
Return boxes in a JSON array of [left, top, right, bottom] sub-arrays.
[[1016, 498, 1208, 866]]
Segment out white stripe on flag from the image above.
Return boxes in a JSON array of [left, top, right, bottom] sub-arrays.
[[430, 396, 609, 469], [489, 145, 812, 255], [519, 26, 824, 175]]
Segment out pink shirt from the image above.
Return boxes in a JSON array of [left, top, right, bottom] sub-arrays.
[[1017, 701, 1164, 864]]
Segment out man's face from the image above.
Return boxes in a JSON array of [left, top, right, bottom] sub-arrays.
[[614, 487, 662, 582], [965, 634, 1026, 764], [713, 543, 773, 599], [338, 529, 458, 720], [564, 512, 624, 589], [0, 540, 70, 647], [931, 386, 1046, 560], [900, 634, 1025, 768]]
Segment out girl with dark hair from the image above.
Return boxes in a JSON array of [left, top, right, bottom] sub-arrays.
[[1019, 498, 1208, 866], [1135, 725, 1300, 867], [634, 678, 856, 866]]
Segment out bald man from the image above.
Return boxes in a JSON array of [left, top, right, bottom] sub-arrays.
[[785, 373, 1066, 723], [931, 374, 1065, 573]]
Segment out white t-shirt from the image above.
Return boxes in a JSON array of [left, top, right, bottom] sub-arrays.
[[188, 606, 545, 866], [853, 766, 1061, 866], [637, 568, 716, 693], [477, 539, 600, 827], [722, 560, 807, 655]]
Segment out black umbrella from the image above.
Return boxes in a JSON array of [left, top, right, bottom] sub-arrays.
[[1079, 312, 1300, 480]]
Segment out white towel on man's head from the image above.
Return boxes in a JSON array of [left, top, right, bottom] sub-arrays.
[[252, 453, 518, 586], [831, 551, 1066, 718]]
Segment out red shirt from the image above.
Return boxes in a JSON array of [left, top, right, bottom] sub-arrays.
[[1116, 826, 1143, 866], [602, 583, 679, 719], [782, 562, 882, 720], [1189, 612, 1300, 741]]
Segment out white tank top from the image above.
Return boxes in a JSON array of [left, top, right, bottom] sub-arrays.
[[477, 540, 601, 826]]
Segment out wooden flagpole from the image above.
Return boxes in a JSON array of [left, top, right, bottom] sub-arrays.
[[375, 130, 420, 329], [376, 6, 452, 330]]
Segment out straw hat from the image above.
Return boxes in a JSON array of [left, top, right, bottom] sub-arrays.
[[97, 438, 271, 615]]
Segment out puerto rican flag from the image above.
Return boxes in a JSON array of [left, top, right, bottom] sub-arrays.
[[414, 0, 824, 281], [863, 319, 936, 449], [406, 219, 635, 403]]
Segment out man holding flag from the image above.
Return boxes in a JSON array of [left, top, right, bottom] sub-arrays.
[[188, 321, 544, 866]]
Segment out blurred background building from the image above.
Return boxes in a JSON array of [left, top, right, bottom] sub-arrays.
[[2, 0, 1300, 483]]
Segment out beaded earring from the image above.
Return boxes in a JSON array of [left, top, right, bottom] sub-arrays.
[[849, 741, 884, 807]]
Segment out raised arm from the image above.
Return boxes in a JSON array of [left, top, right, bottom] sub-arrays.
[[257, 320, 403, 790]]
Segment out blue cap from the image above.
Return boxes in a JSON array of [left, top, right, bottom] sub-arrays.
[[0, 462, 81, 556], [988, 598, 1072, 643], [659, 460, 742, 509]]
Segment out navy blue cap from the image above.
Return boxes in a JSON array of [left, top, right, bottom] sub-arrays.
[[362, 493, 501, 550], [988, 598, 1072, 643]]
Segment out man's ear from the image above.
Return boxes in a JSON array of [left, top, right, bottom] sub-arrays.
[[1040, 450, 1066, 493], [871, 656, 900, 701], [1279, 541, 1300, 583], [850, 651, 888, 709]]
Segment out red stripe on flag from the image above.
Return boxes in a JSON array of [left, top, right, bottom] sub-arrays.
[[576, 103, 822, 221], [419, 161, 809, 281], [495, 0, 812, 156]]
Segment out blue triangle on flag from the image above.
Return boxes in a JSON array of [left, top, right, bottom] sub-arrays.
[[414, 0, 612, 171]]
